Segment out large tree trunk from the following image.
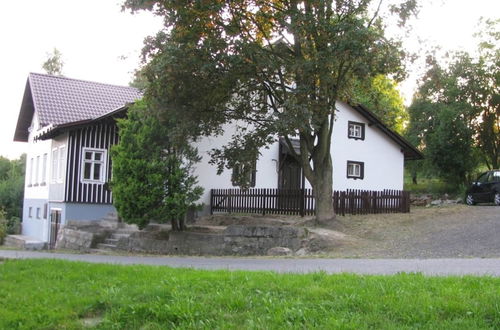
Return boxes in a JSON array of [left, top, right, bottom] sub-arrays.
[[312, 154, 335, 225]]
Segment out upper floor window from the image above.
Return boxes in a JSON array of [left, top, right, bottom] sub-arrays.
[[41, 153, 47, 185], [81, 148, 107, 183], [58, 146, 66, 182], [348, 121, 365, 140], [28, 157, 34, 186], [51, 148, 58, 183], [347, 161, 364, 180], [34, 156, 40, 186], [51, 146, 66, 183]]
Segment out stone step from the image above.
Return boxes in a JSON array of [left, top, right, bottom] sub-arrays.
[[4, 235, 46, 250], [111, 233, 130, 240], [96, 243, 117, 250], [104, 238, 119, 245], [115, 228, 138, 235], [118, 223, 138, 231]]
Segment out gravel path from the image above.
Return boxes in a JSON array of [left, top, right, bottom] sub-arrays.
[[1, 249, 500, 276], [330, 204, 500, 258]]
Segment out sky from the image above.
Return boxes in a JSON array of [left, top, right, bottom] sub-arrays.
[[0, 0, 498, 159]]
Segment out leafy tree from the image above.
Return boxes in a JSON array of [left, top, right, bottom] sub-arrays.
[[111, 100, 203, 230], [409, 19, 499, 174], [425, 105, 477, 184], [42, 48, 64, 76], [0, 155, 25, 220], [124, 0, 417, 224], [350, 74, 408, 134]]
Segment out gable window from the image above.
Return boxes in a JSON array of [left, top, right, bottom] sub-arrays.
[[347, 161, 364, 180], [81, 148, 107, 183], [348, 121, 365, 140], [231, 161, 256, 188]]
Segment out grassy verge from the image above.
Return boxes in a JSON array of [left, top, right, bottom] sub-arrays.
[[1, 259, 499, 329]]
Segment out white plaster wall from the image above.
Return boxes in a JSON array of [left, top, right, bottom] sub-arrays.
[[192, 123, 279, 211], [24, 113, 51, 200], [22, 113, 54, 241], [330, 101, 404, 191], [21, 216, 49, 241], [192, 101, 405, 212]]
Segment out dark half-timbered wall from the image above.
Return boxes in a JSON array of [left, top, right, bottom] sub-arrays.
[[65, 120, 119, 204]]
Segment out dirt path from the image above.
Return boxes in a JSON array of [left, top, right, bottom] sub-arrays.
[[328, 204, 500, 258]]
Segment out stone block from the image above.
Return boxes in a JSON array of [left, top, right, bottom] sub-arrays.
[[267, 247, 293, 256]]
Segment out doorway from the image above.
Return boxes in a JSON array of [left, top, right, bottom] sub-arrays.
[[49, 209, 61, 249]]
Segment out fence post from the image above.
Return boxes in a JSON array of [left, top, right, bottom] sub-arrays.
[[300, 188, 305, 217], [210, 189, 214, 215]]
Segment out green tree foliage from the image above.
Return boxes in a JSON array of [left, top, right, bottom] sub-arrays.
[[0, 155, 25, 220], [111, 100, 203, 230], [409, 18, 499, 179], [351, 74, 408, 134], [123, 0, 417, 224], [42, 48, 64, 76]]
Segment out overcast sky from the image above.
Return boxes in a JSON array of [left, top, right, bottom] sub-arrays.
[[0, 0, 498, 159]]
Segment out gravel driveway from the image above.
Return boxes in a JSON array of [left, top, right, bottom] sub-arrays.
[[330, 204, 500, 258]]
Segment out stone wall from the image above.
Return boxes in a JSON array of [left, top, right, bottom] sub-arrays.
[[223, 225, 306, 255], [114, 225, 306, 256], [56, 222, 112, 251]]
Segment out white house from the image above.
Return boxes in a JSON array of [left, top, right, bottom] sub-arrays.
[[14, 73, 422, 244]]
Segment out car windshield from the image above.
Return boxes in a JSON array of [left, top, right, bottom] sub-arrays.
[[477, 172, 489, 183]]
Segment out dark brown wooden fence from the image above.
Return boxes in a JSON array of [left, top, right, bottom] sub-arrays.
[[210, 188, 409, 216], [333, 189, 410, 216]]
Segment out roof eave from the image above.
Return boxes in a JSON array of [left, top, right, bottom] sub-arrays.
[[34, 105, 129, 141], [13, 79, 35, 142], [349, 103, 424, 161]]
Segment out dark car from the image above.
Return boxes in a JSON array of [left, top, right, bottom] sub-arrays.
[[465, 170, 500, 206]]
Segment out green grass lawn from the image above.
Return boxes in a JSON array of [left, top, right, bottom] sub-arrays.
[[0, 259, 499, 329]]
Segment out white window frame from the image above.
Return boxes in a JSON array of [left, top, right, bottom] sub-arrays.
[[347, 161, 364, 180], [51, 148, 58, 183], [57, 146, 66, 182], [29, 157, 34, 186], [81, 148, 107, 184], [348, 121, 365, 140], [41, 153, 47, 185], [35, 156, 40, 185]]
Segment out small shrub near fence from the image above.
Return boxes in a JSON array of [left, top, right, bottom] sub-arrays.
[[211, 188, 410, 216]]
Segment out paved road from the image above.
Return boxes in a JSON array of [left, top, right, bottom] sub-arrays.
[[1, 250, 500, 276]]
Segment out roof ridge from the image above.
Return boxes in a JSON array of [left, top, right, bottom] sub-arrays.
[[28, 72, 139, 91]]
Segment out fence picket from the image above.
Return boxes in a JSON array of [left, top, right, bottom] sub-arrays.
[[210, 188, 410, 216]]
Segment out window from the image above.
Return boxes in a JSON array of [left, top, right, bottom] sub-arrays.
[[28, 207, 32, 218], [81, 148, 107, 183], [36, 207, 41, 219], [347, 161, 364, 179], [34, 156, 40, 185], [231, 161, 256, 188], [41, 153, 47, 185], [28, 157, 34, 186], [43, 203, 48, 219], [51, 148, 58, 183], [58, 146, 66, 182], [348, 121, 365, 140]]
